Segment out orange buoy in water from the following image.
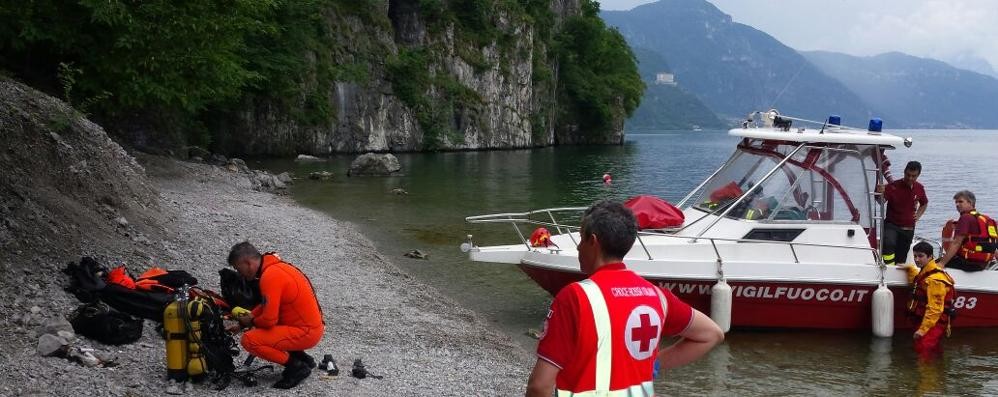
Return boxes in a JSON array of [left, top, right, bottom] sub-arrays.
[[530, 227, 554, 247], [941, 220, 957, 246]]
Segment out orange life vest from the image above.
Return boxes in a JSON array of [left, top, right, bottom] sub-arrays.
[[135, 267, 174, 293], [907, 268, 956, 323], [530, 227, 555, 248], [959, 210, 998, 264]]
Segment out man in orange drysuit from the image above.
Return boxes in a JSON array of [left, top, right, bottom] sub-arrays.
[[228, 242, 325, 389]]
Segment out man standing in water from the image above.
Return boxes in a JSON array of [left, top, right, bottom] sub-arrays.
[[525, 200, 724, 397], [903, 242, 955, 360], [877, 161, 928, 266], [228, 242, 325, 389]]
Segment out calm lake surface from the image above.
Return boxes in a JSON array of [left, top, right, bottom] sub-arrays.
[[258, 129, 998, 396]]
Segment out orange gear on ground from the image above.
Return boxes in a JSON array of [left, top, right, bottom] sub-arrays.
[[106, 266, 135, 289]]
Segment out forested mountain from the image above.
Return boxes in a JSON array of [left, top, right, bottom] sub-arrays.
[[602, 0, 879, 126], [626, 48, 725, 130], [804, 51, 998, 128]]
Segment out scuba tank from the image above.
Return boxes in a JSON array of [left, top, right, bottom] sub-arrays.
[[185, 298, 207, 381], [163, 284, 209, 382], [163, 287, 190, 381]]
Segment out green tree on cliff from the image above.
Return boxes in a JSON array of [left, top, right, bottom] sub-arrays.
[[555, 0, 644, 139]]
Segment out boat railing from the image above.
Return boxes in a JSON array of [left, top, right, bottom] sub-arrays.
[[744, 111, 869, 133], [466, 208, 881, 265]]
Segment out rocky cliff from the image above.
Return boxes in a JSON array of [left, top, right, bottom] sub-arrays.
[[213, 0, 598, 155]]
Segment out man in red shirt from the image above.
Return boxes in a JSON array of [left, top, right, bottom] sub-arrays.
[[525, 201, 724, 397], [876, 161, 928, 266], [938, 191, 998, 271]]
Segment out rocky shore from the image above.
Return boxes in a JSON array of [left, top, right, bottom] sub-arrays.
[[4, 154, 533, 396], [0, 77, 532, 396]]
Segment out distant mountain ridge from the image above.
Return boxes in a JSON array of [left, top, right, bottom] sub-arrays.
[[946, 53, 998, 79], [804, 51, 998, 128], [602, 0, 879, 126]]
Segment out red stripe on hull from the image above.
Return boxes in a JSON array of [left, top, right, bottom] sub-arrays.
[[518, 263, 998, 329]]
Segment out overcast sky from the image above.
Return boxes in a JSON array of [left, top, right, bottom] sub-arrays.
[[599, 0, 998, 71]]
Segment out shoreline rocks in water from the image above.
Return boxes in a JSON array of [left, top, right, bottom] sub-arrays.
[[348, 153, 402, 176], [295, 154, 325, 163], [309, 171, 334, 180]]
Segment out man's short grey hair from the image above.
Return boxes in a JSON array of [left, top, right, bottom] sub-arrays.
[[953, 190, 976, 206], [580, 200, 638, 260], [228, 241, 261, 265]]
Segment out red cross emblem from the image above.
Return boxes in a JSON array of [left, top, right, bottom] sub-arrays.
[[624, 305, 662, 360], [631, 313, 659, 353]]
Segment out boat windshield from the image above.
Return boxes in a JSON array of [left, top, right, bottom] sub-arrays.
[[686, 138, 881, 228]]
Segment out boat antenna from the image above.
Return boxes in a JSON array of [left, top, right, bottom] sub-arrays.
[[769, 59, 807, 109]]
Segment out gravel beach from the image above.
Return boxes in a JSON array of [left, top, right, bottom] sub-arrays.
[[1, 155, 533, 396]]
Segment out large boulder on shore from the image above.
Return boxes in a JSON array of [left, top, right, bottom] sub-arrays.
[[348, 153, 401, 176], [295, 154, 324, 163]]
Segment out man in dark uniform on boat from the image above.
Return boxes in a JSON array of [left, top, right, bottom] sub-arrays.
[[938, 190, 998, 271], [876, 161, 928, 266]]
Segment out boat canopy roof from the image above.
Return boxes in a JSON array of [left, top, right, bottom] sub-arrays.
[[729, 127, 906, 147]]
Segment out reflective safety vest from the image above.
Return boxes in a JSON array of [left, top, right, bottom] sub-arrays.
[[907, 268, 956, 324], [959, 210, 998, 264], [556, 279, 669, 397]]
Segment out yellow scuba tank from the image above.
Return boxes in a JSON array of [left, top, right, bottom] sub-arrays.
[[163, 300, 188, 381], [185, 299, 207, 381]]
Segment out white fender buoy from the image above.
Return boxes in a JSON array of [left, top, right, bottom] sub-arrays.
[[872, 283, 894, 337], [710, 280, 732, 333]]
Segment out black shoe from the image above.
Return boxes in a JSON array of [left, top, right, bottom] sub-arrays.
[[272, 357, 312, 389], [290, 351, 316, 369]]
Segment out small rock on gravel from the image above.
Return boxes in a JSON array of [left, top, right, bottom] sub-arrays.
[[37, 334, 68, 357]]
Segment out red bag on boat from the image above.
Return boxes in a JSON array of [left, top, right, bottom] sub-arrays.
[[624, 195, 685, 229], [709, 181, 743, 202]]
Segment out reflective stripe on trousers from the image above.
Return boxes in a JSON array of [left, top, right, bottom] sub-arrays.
[[555, 279, 661, 397]]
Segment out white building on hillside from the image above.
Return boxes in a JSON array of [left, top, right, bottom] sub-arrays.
[[655, 72, 676, 85]]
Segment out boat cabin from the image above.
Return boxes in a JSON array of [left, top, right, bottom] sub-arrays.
[[676, 119, 908, 249]]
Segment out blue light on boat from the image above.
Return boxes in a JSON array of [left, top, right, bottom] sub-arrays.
[[827, 115, 841, 126], [868, 118, 883, 132]]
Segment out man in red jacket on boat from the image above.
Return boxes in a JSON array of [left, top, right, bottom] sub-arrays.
[[938, 190, 998, 271], [525, 200, 724, 397]]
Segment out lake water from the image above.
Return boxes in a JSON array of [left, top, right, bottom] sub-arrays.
[[258, 129, 998, 395]]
